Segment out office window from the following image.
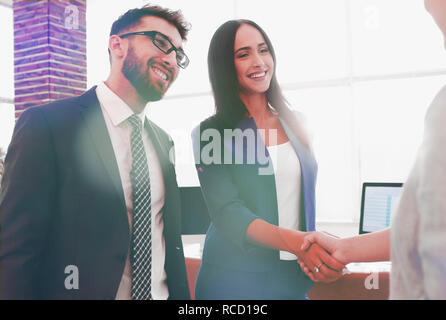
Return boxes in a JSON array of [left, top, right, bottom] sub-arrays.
[[149, 94, 215, 187], [350, 0, 446, 76], [235, 0, 351, 82], [285, 86, 357, 222], [0, 103, 14, 154], [356, 76, 446, 182], [0, 4, 13, 100], [86, 0, 145, 88], [0, 3, 14, 152]]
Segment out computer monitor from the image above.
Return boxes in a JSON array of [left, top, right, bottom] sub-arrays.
[[359, 182, 403, 234]]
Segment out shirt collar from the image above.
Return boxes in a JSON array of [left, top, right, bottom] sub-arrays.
[[96, 82, 146, 126]]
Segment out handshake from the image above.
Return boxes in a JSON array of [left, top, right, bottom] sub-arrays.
[[249, 219, 389, 283], [292, 231, 348, 283], [292, 228, 390, 282]]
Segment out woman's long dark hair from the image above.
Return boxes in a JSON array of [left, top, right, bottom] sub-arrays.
[[208, 19, 294, 128]]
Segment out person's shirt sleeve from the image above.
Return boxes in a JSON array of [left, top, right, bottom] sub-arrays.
[[417, 86, 446, 299], [191, 125, 259, 250], [0, 107, 57, 299]]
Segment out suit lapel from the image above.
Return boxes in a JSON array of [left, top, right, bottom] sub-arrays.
[[144, 119, 173, 182], [78, 87, 126, 209], [144, 119, 182, 242]]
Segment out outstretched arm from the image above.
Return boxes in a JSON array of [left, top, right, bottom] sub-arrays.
[[192, 125, 345, 283], [247, 219, 345, 282], [301, 228, 390, 265]]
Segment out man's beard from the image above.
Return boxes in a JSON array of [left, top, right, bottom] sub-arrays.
[[122, 47, 165, 102]]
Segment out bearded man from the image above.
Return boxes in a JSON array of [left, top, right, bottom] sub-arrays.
[[0, 4, 191, 300]]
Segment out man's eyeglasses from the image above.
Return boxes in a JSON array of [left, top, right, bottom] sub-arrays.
[[119, 31, 189, 69]]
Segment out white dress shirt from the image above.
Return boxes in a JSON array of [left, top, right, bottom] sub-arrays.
[[266, 141, 302, 260], [95, 82, 169, 300], [391, 85, 446, 299]]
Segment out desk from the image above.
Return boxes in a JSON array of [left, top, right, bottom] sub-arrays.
[[184, 258, 390, 300], [307, 262, 390, 300]]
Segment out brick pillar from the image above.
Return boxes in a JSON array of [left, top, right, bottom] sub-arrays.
[[13, 0, 86, 118]]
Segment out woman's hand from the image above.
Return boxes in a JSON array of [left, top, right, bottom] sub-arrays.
[[298, 231, 349, 281], [297, 241, 345, 283], [245, 220, 346, 282], [271, 227, 345, 283]]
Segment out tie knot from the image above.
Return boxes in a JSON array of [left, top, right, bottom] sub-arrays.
[[128, 114, 143, 132]]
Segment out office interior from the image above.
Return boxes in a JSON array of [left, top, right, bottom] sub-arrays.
[[0, 0, 445, 299]]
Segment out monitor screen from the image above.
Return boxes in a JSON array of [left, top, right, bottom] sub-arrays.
[[359, 183, 403, 234]]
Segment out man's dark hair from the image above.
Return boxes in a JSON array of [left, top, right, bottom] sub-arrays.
[[110, 4, 190, 40]]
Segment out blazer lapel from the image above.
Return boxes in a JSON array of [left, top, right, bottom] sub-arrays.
[[78, 87, 126, 209], [279, 116, 318, 231], [235, 117, 271, 169], [235, 115, 317, 231], [234, 117, 279, 224]]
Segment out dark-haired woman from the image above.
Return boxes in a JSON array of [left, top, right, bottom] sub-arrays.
[[191, 20, 345, 300]]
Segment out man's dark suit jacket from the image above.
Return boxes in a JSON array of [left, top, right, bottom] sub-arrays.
[[0, 87, 190, 300]]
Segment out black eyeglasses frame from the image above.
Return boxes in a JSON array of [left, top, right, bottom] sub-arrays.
[[118, 30, 189, 69]]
